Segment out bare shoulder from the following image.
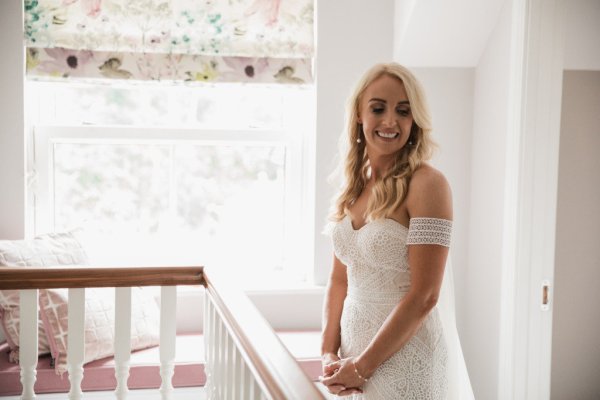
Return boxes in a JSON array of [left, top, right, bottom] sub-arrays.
[[406, 163, 452, 220]]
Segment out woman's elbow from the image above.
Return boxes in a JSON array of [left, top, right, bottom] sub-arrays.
[[422, 293, 439, 313], [409, 292, 439, 316]]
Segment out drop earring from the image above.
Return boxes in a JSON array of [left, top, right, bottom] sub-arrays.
[[357, 123, 363, 143], [408, 124, 417, 146]]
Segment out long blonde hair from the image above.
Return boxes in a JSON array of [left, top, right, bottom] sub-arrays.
[[331, 63, 436, 222]]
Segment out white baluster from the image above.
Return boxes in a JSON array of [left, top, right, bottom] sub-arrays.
[[19, 289, 38, 400], [230, 336, 238, 400], [203, 295, 214, 399], [249, 377, 261, 400], [243, 366, 253, 399], [114, 287, 132, 399], [67, 289, 85, 400], [209, 301, 218, 400], [233, 350, 243, 399], [218, 320, 226, 398], [212, 317, 220, 398], [159, 286, 177, 400], [223, 335, 231, 399]]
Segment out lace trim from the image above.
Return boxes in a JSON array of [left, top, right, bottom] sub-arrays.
[[406, 218, 452, 247]]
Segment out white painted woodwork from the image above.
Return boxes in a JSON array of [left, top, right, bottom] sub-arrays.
[[114, 287, 132, 399], [8, 267, 321, 399], [203, 298, 215, 399], [241, 364, 250, 399], [0, 0, 26, 240], [498, 0, 566, 399], [67, 289, 85, 400], [202, 299, 271, 400], [226, 335, 235, 400], [202, 297, 209, 397], [159, 286, 177, 400], [216, 320, 225, 399], [19, 290, 38, 400], [201, 275, 325, 400], [248, 379, 260, 400], [251, 379, 261, 400], [233, 351, 243, 399]]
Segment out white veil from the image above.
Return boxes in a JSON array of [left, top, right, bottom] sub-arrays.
[[437, 254, 475, 399]]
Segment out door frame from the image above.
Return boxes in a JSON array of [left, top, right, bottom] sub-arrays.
[[498, 0, 565, 398]]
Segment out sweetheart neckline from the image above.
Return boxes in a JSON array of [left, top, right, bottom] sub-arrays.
[[344, 215, 409, 232]]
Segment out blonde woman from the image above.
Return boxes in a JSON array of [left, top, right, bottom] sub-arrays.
[[320, 63, 461, 399]]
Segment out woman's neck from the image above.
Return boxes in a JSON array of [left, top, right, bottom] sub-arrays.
[[368, 156, 395, 180]]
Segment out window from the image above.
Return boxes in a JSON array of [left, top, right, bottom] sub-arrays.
[[27, 81, 315, 287]]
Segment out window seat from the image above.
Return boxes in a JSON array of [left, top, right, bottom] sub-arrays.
[[0, 331, 322, 396]]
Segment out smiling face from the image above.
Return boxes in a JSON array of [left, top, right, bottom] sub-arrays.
[[358, 73, 414, 163]]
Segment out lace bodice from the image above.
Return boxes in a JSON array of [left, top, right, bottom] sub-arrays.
[[333, 217, 412, 297], [329, 215, 450, 399]]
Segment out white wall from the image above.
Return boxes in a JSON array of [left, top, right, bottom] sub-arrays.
[[313, 0, 395, 284], [410, 68, 474, 334], [551, 70, 600, 400], [563, 0, 600, 71], [464, 0, 512, 398], [0, 1, 25, 240]]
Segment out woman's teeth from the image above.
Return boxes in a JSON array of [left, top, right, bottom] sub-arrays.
[[376, 131, 398, 139]]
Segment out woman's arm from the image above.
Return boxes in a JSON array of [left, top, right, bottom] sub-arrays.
[[322, 254, 363, 395], [322, 166, 452, 386], [321, 253, 348, 363]]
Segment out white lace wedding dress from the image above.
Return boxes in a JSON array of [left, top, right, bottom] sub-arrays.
[[329, 216, 473, 399]]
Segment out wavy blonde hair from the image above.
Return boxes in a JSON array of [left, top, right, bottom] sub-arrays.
[[331, 62, 436, 222]]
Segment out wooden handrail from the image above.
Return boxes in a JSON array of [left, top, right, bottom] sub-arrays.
[[0, 265, 205, 289], [0, 264, 323, 398], [204, 270, 325, 400]]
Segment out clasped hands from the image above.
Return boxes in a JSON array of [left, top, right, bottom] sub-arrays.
[[320, 353, 367, 396]]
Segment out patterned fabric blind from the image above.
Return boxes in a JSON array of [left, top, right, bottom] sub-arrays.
[[24, 0, 314, 84]]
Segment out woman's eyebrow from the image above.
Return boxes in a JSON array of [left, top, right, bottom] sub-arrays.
[[368, 98, 410, 105]]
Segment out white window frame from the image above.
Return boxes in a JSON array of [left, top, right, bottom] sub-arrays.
[[31, 124, 312, 285]]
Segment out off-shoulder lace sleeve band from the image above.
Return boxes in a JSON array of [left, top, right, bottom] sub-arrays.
[[406, 217, 453, 247]]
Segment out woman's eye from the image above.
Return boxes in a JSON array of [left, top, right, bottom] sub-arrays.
[[397, 108, 410, 116], [371, 107, 384, 114]]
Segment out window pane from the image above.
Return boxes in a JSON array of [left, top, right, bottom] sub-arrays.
[[53, 143, 171, 234], [52, 142, 286, 275], [34, 82, 289, 129]]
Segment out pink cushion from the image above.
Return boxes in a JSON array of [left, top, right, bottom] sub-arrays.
[[0, 232, 161, 375], [0, 232, 88, 359], [40, 287, 161, 375], [0, 336, 204, 396]]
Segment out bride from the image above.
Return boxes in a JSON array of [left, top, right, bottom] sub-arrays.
[[320, 62, 474, 399]]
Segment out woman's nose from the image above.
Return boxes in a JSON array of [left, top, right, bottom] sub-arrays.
[[382, 111, 396, 127]]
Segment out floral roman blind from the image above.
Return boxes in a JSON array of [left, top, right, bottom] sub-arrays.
[[24, 0, 314, 84]]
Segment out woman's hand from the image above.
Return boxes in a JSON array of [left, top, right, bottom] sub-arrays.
[[320, 353, 348, 395], [320, 357, 366, 396], [321, 352, 340, 378]]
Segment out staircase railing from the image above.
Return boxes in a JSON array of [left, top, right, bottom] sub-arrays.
[[0, 265, 324, 400]]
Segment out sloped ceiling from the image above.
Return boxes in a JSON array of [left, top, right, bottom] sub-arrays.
[[393, 0, 506, 67], [394, 0, 600, 70]]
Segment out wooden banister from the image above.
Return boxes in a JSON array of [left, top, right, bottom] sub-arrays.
[[203, 271, 325, 400], [0, 265, 204, 289], [1, 264, 323, 399]]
